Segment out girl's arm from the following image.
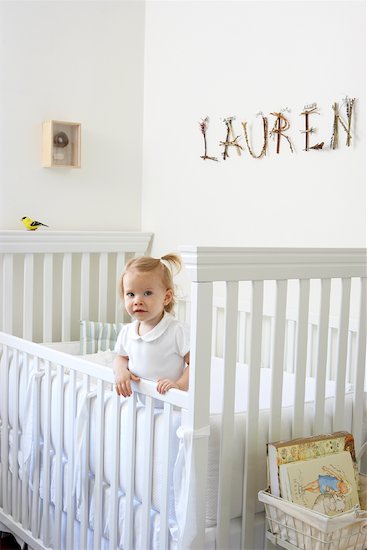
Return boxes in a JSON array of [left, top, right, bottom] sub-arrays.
[[176, 364, 190, 390], [113, 354, 140, 397], [157, 352, 190, 394]]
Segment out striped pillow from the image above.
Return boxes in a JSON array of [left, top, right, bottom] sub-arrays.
[[79, 320, 124, 354]]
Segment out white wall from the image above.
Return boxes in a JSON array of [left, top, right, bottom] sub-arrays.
[[0, 0, 145, 230], [0, 0, 365, 246], [141, 0, 366, 256]]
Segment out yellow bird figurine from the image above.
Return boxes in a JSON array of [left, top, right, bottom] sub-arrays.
[[21, 216, 49, 231]]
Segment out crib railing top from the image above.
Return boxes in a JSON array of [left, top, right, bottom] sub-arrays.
[[0, 230, 153, 254], [180, 246, 367, 281], [0, 230, 153, 341]]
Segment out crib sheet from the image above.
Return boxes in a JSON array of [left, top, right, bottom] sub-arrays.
[[3, 346, 357, 545]]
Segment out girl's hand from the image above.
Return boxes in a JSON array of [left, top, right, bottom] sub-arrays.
[[157, 378, 180, 394], [115, 369, 140, 397], [157, 365, 189, 394]]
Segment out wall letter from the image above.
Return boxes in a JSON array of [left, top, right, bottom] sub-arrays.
[[330, 97, 355, 148], [269, 111, 294, 154], [300, 103, 324, 151], [199, 116, 218, 161], [220, 117, 243, 160], [242, 113, 268, 159]]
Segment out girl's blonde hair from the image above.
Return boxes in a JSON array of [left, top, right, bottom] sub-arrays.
[[119, 253, 182, 313]]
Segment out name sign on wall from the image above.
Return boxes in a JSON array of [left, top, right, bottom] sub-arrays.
[[199, 97, 356, 161]]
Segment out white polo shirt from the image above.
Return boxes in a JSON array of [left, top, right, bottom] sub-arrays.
[[114, 312, 190, 382]]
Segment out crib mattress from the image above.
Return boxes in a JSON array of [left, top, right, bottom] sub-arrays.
[[3, 347, 356, 545]]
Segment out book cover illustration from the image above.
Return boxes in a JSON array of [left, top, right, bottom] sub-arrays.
[[279, 451, 360, 516], [275, 432, 355, 466], [267, 432, 357, 497]]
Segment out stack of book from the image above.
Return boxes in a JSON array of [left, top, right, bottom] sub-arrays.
[[267, 432, 360, 516]]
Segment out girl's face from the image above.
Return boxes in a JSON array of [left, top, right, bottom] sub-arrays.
[[123, 268, 173, 326]]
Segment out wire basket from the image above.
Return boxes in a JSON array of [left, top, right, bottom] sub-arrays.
[[259, 484, 367, 550], [259, 473, 367, 550]]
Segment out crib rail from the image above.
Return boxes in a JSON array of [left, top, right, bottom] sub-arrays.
[[0, 331, 187, 550], [177, 297, 361, 383], [181, 246, 366, 280], [180, 246, 367, 550], [0, 230, 152, 342]]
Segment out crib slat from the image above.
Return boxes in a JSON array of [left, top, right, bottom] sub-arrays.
[[314, 278, 331, 434], [141, 396, 155, 550], [124, 393, 137, 550], [54, 364, 64, 548], [292, 279, 310, 437], [241, 280, 263, 550], [109, 391, 121, 550], [285, 320, 296, 372], [11, 350, 20, 522], [306, 321, 314, 377], [42, 361, 52, 546], [353, 278, 366, 450], [269, 279, 287, 442], [212, 303, 219, 357], [1, 345, 9, 514], [159, 402, 173, 550], [80, 374, 91, 550], [66, 369, 77, 550], [238, 310, 247, 363], [21, 352, 30, 529], [264, 315, 272, 369], [98, 252, 108, 322], [43, 253, 53, 342], [2, 254, 13, 333], [115, 252, 125, 322], [62, 253, 72, 341], [185, 281, 213, 549], [93, 379, 105, 549], [80, 252, 90, 321], [23, 254, 34, 340], [333, 278, 351, 430], [217, 281, 239, 549], [346, 329, 353, 383], [326, 326, 333, 380], [31, 357, 41, 538]]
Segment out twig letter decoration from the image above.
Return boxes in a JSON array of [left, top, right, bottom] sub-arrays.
[[330, 97, 355, 149], [199, 97, 356, 161], [269, 111, 294, 154], [220, 117, 243, 160], [300, 103, 324, 151], [199, 117, 218, 161], [242, 113, 268, 159]]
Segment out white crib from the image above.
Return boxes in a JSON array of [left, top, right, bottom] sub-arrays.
[[0, 231, 366, 550]]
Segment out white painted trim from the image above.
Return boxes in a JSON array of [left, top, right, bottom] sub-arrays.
[[0, 230, 153, 253], [180, 246, 367, 281]]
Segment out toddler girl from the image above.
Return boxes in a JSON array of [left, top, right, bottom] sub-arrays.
[[113, 254, 190, 397]]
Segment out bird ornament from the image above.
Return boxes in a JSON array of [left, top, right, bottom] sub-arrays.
[[21, 217, 49, 231]]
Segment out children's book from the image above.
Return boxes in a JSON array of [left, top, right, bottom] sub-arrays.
[[267, 431, 356, 497], [279, 451, 360, 516]]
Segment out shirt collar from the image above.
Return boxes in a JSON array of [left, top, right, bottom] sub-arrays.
[[129, 311, 175, 342]]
